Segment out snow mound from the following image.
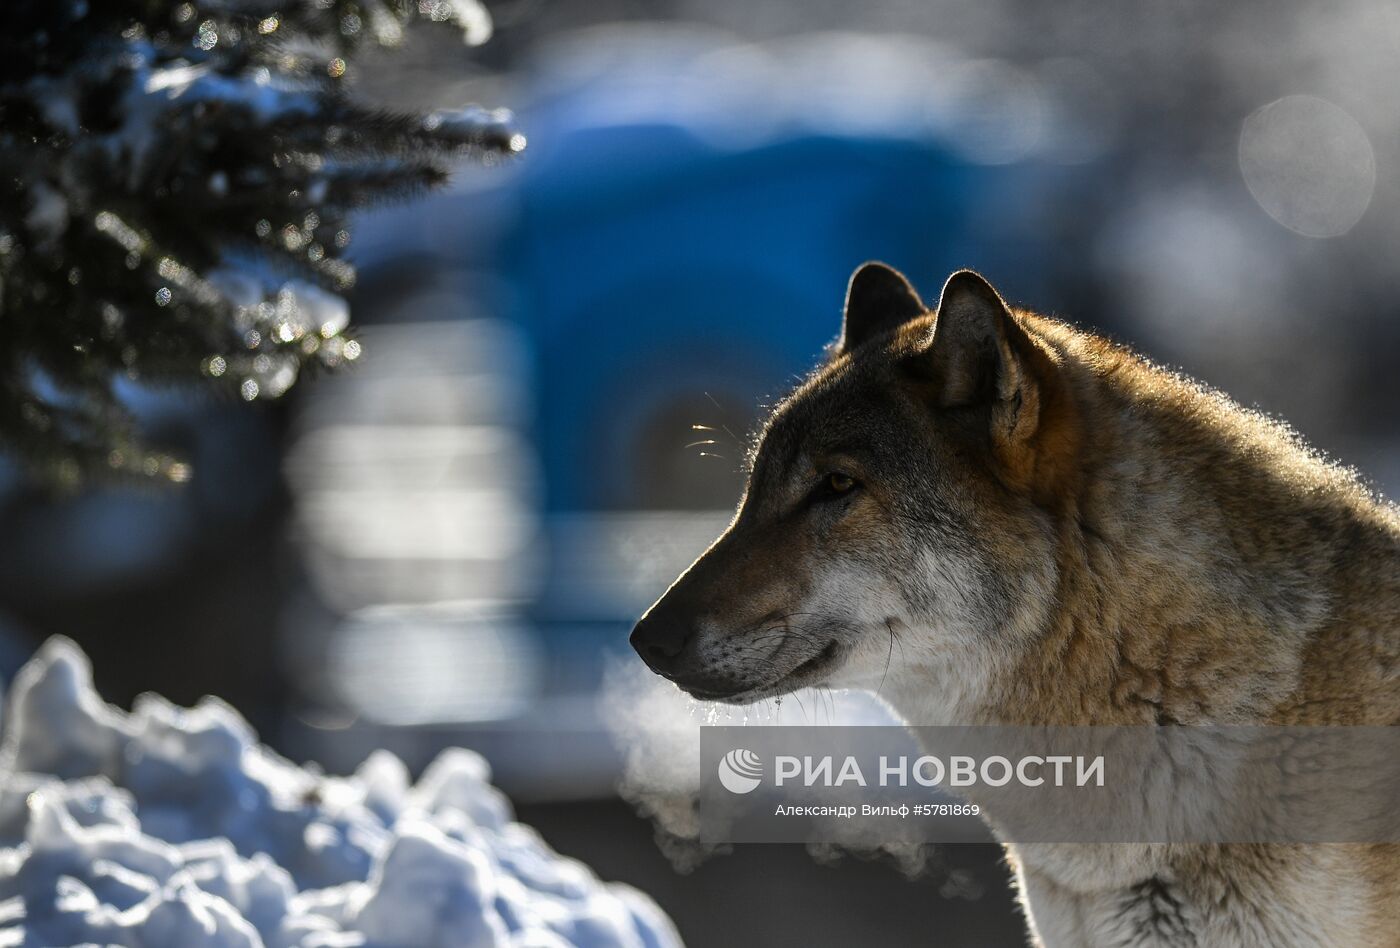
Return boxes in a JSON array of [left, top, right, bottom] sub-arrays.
[[0, 637, 681, 948]]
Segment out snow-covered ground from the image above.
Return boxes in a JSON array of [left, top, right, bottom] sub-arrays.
[[0, 638, 681, 948]]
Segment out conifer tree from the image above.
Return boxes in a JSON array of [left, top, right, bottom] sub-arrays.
[[0, 0, 521, 485]]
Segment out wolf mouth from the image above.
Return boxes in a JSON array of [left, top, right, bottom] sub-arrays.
[[787, 640, 840, 681], [682, 640, 842, 704]]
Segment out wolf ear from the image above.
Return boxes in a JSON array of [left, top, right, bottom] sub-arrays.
[[838, 262, 925, 354], [927, 270, 1042, 448]]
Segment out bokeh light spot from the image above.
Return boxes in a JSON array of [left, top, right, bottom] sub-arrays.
[[1239, 95, 1375, 238]]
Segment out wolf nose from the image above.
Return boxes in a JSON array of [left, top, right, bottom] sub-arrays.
[[629, 613, 692, 673]]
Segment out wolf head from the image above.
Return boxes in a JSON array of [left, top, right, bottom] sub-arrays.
[[630, 264, 1078, 719]]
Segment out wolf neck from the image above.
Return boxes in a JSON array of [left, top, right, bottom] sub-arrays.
[[929, 317, 1399, 728]]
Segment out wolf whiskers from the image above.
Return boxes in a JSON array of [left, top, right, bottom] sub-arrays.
[[877, 618, 906, 701]]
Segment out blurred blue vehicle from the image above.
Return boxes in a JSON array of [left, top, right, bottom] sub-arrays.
[[291, 26, 1099, 794]]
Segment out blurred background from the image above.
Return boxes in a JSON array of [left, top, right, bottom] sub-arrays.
[[4, 0, 1400, 944]]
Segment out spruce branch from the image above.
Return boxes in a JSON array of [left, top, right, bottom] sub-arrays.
[[0, 0, 521, 487]]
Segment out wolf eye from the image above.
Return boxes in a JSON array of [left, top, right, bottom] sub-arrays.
[[826, 472, 856, 493], [808, 470, 860, 507]]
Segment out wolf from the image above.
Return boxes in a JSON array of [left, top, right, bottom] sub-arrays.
[[630, 263, 1400, 947]]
